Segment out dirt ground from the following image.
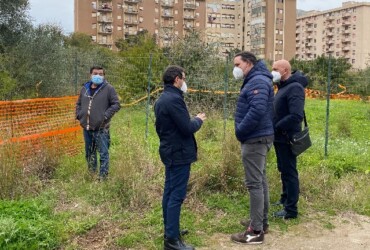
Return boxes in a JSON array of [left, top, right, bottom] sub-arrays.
[[198, 212, 370, 250]]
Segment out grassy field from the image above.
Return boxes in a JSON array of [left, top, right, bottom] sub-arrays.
[[0, 99, 369, 249]]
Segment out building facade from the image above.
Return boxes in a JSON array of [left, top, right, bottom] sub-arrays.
[[75, 0, 297, 60], [296, 1, 370, 69], [75, 0, 207, 49]]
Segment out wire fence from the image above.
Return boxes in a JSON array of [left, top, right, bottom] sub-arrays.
[[0, 54, 369, 162]]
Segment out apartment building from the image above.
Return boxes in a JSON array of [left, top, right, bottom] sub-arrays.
[[244, 0, 296, 61], [75, 0, 207, 49], [75, 0, 297, 61], [296, 1, 370, 69]]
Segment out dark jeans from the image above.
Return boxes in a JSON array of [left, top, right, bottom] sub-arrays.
[[163, 164, 191, 239], [274, 142, 299, 216], [83, 129, 110, 177]]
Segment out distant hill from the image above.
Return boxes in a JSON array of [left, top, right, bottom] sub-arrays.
[[297, 9, 311, 17]]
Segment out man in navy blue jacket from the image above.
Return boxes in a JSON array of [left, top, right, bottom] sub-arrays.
[[271, 59, 308, 219], [155, 65, 206, 250], [230, 52, 274, 245]]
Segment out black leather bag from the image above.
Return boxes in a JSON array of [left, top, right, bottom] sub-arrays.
[[290, 112, 312, 156]]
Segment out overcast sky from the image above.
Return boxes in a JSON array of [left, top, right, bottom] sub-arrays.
[[28, 0, 370, 34]]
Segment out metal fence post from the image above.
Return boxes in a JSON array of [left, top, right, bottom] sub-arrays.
[[223, 54, 230, 139], [325, 54, 331, 158], [74, 51, 78, 95], [145, 54, 153, 140]]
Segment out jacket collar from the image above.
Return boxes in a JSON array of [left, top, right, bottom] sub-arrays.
[[164, 84, 183, 97]]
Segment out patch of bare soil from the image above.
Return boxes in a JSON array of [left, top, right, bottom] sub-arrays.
[[198, 212, 370, 250], [68, 220, 122, 250]]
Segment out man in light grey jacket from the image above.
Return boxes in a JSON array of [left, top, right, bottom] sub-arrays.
[[76, 66, 120, 180]]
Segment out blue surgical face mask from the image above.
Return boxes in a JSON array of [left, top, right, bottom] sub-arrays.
[[91, 75, 104, 85]]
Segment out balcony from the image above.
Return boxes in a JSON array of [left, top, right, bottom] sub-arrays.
[[306, 35, 313, 39], [184, 3, 196, 9], [341, 38, 351, 43], [295, 36, 300, 41], [344, 54, 351, 59], [342, 46, 350, 51], [125, 31, 137, 36], [98, 16, 113, 23], [305, 20, 313, 25], [184, 15, 195, 20], [162, 12, 174, 18], [326, 39, 334, 45], [124, 19, 138, 25], [341, 21, 351, 26], [124, 9, 138, 14], [161, 22, 174, 28], [326, 47, 334, 53], [342, 12, 351, 18], [161, 1, 174, 7], [326, 24, 334, 29], [124, 0, 140, 3], [97, 39, 113, 45], [342, 29, 351, 35], [98, 27, 113, 34], [184, 25, 194, 30], [305, 50, 312, 55], [326, 15, 335, 21], [306, 28, 313, 33], [251, 1, 266, 8], [98, 4, 112, 12], [326, 32, 334, 37]]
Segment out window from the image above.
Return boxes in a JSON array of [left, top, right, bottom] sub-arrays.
[[352, 59, 355, 64]]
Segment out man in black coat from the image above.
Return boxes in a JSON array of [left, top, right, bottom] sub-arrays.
[[271, 59, 308, 219], [154, 65, 206, 250]]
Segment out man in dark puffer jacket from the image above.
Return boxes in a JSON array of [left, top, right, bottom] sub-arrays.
[[271, 59, 308, 220], [231, 52, 274, 245]]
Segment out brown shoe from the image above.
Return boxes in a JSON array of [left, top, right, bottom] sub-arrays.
[[239, 219, 269, 234], [231, 228, 264, 245]]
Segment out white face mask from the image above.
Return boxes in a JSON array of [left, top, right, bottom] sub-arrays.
[[271, 71, 282, 83], [233, 67, 244, 80], [180, 81, 187, 93]]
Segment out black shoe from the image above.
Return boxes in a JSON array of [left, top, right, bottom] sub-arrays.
[[239, 219, 269, 234], [164, 237, 194, 250], [273, 210, 297, 220]]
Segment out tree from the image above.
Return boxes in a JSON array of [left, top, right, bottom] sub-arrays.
[[290, 55, 351, 92], [0, 0, 31, 52], [110, 31, 168, 102], [64, 32, 95, 50]]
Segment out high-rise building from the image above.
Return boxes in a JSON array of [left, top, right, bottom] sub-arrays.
[[75, 0, 297, 60], [296, 1, 370, 69], [244, 0, 296, 61], [75, 0, 207, 49]]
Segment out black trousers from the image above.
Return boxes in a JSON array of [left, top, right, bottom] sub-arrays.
[[274, 142, 299, 216]]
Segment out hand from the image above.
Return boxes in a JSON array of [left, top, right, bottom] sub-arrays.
[[196, 113, 206, 121]]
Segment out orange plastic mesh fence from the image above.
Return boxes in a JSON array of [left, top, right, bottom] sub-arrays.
[[0, 96, 83, 162]]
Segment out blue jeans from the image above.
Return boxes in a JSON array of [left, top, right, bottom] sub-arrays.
[[162, 164, 191, 239], [83, 129, 110, 177], [274, 142, 299, 216]]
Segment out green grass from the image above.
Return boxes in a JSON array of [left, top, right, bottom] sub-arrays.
[[0, 99, 369, 249]]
